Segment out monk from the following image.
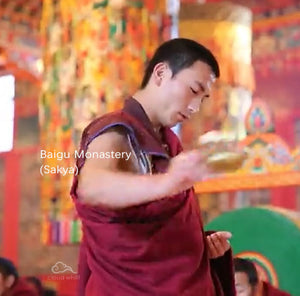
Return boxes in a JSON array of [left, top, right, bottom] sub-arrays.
[[0, 257, 38, 296], [234, 258, 290, 296], [71, 38, 235, 295]]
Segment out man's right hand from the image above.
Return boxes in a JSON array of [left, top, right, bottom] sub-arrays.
[[166, 150, 211, 194]]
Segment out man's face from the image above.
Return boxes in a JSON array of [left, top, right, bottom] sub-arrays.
[[0, 273, 14, 296], [235, 272, 255, 296], [154, 60, 216, 127]]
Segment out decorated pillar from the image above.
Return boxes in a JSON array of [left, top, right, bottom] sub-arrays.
[[179, 2, 254, 148], [40, 0, 166, 245]]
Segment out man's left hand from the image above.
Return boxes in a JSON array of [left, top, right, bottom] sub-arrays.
[[206, 231, 232, 259]]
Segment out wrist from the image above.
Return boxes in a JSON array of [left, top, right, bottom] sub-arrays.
[[156, 173, 173, 198]]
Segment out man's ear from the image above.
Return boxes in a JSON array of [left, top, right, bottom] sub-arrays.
[[4, 275, 16, 289], [152, 62, 169, 86]]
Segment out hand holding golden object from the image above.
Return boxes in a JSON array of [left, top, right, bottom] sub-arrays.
[[206, 151, 247, 173], [199, 141, 247, 173]]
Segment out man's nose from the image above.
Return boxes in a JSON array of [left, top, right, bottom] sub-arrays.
[[188, 98, 202, 113]]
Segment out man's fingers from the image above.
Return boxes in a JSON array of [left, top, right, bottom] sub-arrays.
[[210, 234, 224, 255], [208, 233, 231, 258], [216, 231, 232, 240], [214, 233, 231, 252], [207, 231, 232, 259], [207, 236, 218, 258]]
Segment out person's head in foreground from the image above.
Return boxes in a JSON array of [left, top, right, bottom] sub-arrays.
[[234, 257, 258, 296], [234, 257, 291, 296], [0, 257, 19, 296], [25, 276, 43, 296], [135, 37, 219, 128]]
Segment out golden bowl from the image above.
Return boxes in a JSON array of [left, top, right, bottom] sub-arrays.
[[206, 151, 247, 173]]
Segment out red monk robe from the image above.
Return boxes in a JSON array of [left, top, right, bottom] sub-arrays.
[[4, 278, 39, 296], [260, 281, 291, 296], [71, 98, 235, 296]]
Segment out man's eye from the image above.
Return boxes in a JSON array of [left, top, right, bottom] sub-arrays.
[[190, 87, 198, 95]]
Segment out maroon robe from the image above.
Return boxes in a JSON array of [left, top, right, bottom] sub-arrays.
[[71, 98, 235, 296], [4, 278, 39, 296], [261, 281, 291, 296]]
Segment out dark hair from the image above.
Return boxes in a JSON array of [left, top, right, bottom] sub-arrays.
[[0, 257, 19, 279], [234, 258, 258, 287], [43, 287, 57, 296], [141, 38, 220, 88], [25, 276, 44, 296]]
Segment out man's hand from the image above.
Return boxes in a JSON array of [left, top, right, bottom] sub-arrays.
[[206, 231, 232, 259], [167, 150, 211, 194]]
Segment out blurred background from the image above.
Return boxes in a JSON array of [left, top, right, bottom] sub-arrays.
[[0, 0, 300, 295]]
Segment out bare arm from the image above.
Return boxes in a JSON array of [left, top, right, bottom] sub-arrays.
[[77, 129, 171, 209], [77, 128, 209, 209]]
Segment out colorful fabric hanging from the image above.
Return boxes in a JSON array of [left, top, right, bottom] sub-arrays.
[[40, 0, 166, 245]]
